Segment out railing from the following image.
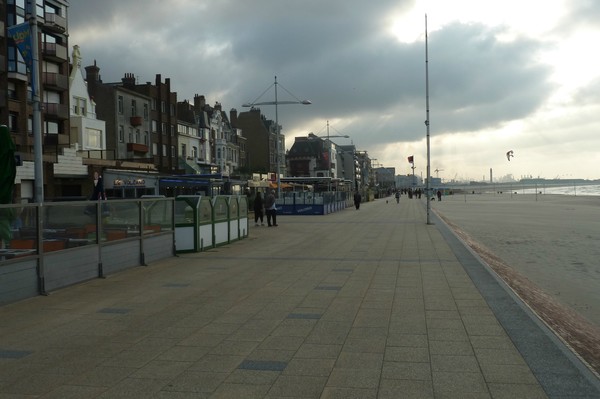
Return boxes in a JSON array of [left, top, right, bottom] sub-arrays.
[[44, 12, 67, 32], [0, 198, 175, 304], [43, 102, 69, 119], [276, 191, 351, 215], [42, 72, 69, 90], [42, 42, 68, 61], [76, 149, 115, 160]]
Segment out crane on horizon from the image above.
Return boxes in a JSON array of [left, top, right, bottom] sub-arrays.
[[434, 168, 444, 178]]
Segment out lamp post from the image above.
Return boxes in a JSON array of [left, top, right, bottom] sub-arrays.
[[242, 76, 311, 198], [425, 14, 432, 224]]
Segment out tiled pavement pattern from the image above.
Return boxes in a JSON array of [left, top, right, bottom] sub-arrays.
[[1, 198, 599, 398]]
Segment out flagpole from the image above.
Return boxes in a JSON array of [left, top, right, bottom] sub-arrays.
[[425, 14, 432, 224], [30, 4, 43, 203]]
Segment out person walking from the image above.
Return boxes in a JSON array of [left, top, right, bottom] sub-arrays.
[[395, 191, 400, 204], [265, 189, 278, 226], [353, 191, 361, 210], [253, 192, 265, 226]]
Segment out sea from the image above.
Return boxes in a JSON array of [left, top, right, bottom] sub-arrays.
[[448, 183, 600, 197], [505, 183, 600, 197]]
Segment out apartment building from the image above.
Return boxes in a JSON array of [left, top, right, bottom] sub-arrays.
[[4, 0, 78, 200], [85, 66, 153, 164], [231, 107, 280, 176]]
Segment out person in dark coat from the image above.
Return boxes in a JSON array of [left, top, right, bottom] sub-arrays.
[[253, 192, 265, 226], [91, 171, 107, 201], [353, 191, 361, 210]]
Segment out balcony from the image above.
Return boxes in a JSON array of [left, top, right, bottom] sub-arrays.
[[42, 42, 68, 62], [127, 143, 149, 153], [44, 13, 67, 33], [130, 116, 143, 127], [43, 102, 69, 119], [42, 72, 69, 91]]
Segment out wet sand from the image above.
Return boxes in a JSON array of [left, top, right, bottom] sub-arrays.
[[432, 193, 600, 372]]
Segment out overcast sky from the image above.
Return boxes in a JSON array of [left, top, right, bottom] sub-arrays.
[[68, 0, 600, 182]]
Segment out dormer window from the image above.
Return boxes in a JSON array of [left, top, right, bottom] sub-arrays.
[[73, 97, 87, 116]]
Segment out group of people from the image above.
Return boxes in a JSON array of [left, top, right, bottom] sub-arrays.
[[253, 190, 278, 227]]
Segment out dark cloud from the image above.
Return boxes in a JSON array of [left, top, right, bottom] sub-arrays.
[[68, 1, 554, 150], [426, 23, 553, 134]]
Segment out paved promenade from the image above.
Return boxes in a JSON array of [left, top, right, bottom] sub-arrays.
[[1, 197, 599, 398]]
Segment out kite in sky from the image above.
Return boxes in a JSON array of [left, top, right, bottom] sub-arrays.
[[506, 150, 514, 161]]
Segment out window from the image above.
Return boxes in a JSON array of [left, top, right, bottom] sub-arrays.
[[86, 128, 102, 149], [144, 131, 149, 145], [143, 104, 149, 119], [73, 97, 87, 116], [192, 146, 198, 159], [45, 121, 59, 134], [136, 129, 140, 144], [152, 120, 157, 132], [119, 125, 124, 142], [152, 99, 157, 110], [161, 101, 166, 113], [131, 99, 137, 116], [118, 96, 124, 114], [8, 82, 17, 100], [162, 144, 167, 156], [128, 127, 133, 143], [171, 146, 176, 157], [7, 46, 27, 75], [9, 112, 19, 132], [181, 144, 186, 158]]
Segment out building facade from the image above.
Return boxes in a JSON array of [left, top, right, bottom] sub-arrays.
[[232, 107, 280, 176], [5, 0, 76, 200]]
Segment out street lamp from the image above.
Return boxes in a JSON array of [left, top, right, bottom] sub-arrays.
[[242, 76, 311, 198]]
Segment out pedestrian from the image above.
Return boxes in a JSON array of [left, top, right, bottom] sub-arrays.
[[85, 171, 108, 216], [437, 190, 442, 201], [253, 192, 265, 226], [395, 191, 400, 204], [353, 191, 361, 210], [91, 171, 107, 201], [265, 189, 278, 226]]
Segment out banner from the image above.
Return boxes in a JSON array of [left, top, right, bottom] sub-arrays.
[[408, 155, 414, 164], [7, 22, 33, 72]]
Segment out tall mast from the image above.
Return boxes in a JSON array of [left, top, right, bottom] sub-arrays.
[[425, 14, 432, 224]]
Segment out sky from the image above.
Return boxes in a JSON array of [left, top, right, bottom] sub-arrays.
[[68, 0, 600, 182]]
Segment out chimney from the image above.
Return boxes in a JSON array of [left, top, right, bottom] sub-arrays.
[[194, 94, 206, 109], [214, 102, 222, 111], [85, 60, 100, 83], [230, 108, 238, 126], [122, 72, 136, 87]]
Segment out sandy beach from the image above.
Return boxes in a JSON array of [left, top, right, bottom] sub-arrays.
[[432, 193, 600, 370], [433, 193, 600, 326]]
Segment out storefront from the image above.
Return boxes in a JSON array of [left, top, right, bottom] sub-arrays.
[[103, 170, 160, 198]]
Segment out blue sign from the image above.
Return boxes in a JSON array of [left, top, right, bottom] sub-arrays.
[[7, 23, 33, 72]]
